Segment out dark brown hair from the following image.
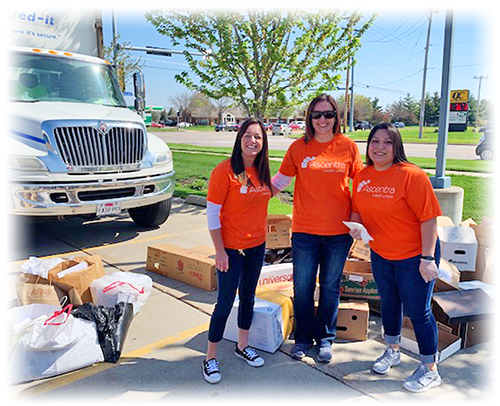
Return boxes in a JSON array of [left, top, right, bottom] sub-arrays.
[[304, 93, 341, 143], [230, 118, 272, 190], [366, 122, 410, 166]]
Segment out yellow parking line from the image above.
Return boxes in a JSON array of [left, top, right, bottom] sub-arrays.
[[16, 322, 209, 400], [10, 227, 208, 265]]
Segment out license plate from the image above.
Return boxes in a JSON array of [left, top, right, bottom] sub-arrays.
[[96, 202, 121, 217]]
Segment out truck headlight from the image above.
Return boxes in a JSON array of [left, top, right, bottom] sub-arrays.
[[154, 150, 172, 166], [9, 156, 48, 171]]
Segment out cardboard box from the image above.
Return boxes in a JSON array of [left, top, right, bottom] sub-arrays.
[[146, 244, 217, 291], [437, 215, 455, 227], [257, 263, 293, 289], [400, 317, 461, 361], [434, 260, 460, 292], [469, 222, 495, 283], [341, 258, 379, 300], [266, 215, 292, 249], [438, 226, 478, 271], [222, 293, 292, 353], [349, 239, 371, 261], [256, 290, 294, 340], [337, 301, 369, 341]]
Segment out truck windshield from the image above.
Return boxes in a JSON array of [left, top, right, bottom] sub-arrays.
[[8, 52, 127, 107]]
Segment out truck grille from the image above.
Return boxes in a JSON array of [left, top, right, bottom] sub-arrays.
[[53, 126, 145, 168]]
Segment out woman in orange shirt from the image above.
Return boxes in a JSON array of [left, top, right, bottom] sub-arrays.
[[203, 118, 272, 384], [350, 123, 442, 393], [271, 94, 363, 363]]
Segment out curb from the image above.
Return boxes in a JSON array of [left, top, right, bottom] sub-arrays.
[[185, 195, 207, 207]]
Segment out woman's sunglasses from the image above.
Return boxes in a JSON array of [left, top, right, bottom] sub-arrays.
[[310, 110, 336, 120]]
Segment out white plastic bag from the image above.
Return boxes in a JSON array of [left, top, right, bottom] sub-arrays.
[[21, 256, 65, 279], [90, 271, 152, 315], [8, 305, 104, 384]]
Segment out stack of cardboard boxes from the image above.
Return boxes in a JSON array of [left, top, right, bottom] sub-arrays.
[[145, 214, 494, 355]]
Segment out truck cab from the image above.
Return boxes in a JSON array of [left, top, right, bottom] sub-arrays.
[[8, 47, 175, 227]]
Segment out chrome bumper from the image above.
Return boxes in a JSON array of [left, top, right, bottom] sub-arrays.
[[10, 171, 175, 216]]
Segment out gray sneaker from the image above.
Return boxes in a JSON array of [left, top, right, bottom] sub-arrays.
[[372, 347, 401, 374], [291, 343, 310, 360], [403, 364, 441, 393], [316, 342, 333, 363]]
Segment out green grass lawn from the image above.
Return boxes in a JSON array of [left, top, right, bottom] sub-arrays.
[[172, 150, 493, 222], [168, 143, 493, 173]]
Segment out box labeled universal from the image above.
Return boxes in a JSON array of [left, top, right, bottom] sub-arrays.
[[257, 263, 293, 289], [266, 215, 292, 249], [146, 244, 217, 291]]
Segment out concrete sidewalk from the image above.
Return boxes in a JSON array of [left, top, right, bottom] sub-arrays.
[[7, 198, 495, 402]]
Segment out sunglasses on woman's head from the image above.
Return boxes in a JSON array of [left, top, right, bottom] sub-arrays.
[[311, 110, 336, 120]]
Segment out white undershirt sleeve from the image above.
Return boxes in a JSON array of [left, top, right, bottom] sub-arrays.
[[271, 171, 293, 191], [206, 201, 222, 230]]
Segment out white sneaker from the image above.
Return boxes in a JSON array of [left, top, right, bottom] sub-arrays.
[[372, 347, 401, 374], [202, 358, 221, 384], [403, 364, 441, 393]]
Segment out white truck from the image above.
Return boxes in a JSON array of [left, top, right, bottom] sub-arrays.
[[8, 9, 175, 227]]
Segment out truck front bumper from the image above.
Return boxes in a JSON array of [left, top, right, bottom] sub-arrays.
[[10, 171, 175, 216]]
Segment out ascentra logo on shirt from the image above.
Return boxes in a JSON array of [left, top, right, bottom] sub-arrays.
[[358, 179, 396, 198], [240, 185, 270, 195], [300, 156, 346, 172]]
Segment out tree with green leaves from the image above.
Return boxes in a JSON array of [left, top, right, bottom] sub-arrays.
[[103, 34, 144, 92], [145, 9, 375, 120]]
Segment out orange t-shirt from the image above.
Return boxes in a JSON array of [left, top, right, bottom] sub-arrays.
[[352, 163, 442, 260], [279, 134, 363, 235], [207, 159, 272, 250]]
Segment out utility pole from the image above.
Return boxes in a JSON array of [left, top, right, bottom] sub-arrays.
[[349, 62, 355, 132], [418, 10, 437, 139], [343, 56, 350, 133], [111, 9, 118, 67], [474, 75, 487, 128]]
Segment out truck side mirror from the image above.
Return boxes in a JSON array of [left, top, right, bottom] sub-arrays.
[[133, 71, 145, 113]]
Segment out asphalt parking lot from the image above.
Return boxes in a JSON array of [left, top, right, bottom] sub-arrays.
[[6, 198, 495, 402]]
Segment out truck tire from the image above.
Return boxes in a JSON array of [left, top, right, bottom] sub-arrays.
[[128, 198, 171, 228]]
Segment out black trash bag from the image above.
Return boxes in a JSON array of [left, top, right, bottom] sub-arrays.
[[72, 302, 134, 363]]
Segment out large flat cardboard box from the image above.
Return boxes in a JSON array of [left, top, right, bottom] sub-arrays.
[[438, 226, 478, 271], [266, 215, 292, 249], [341, 258, 379, 300], [146, 244, 217, 291], [434, 260, 460, 292], [223, 292, 293, 353], [349, 239, 371, 261], [337, 301, 369, 341], [400, 317, 461, 361]]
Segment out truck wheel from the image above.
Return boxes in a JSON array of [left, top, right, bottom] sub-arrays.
[[480, 149, 493, 160], [129, 198, 172, 228]]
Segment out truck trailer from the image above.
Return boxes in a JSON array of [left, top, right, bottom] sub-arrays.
[[8, 9, 175, 227]]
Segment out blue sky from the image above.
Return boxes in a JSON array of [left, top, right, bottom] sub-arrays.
[[102, 4, 494, 111]]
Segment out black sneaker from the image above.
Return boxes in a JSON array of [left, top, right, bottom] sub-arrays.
[[234, 345, 265, 367], [202, 358, 221, 384]]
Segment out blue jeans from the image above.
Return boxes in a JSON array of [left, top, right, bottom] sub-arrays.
[[292, 232, 353, 346], [208, 243, 266, 343], [370, 242, 441, 364]]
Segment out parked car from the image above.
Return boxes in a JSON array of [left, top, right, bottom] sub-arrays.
[[233, 123, 241, 132], [160, 119, 176, 127], [264, 123, 273, 131], [476, 129, 493, 160], [290, 121, 306, 130], [354, 121, 371, 131], [150, 122, 164, 128], [178, 122, 192, 128], [214, 123, 226, 132], [394, 122, 405, 128], [272, 123, 291, 136]]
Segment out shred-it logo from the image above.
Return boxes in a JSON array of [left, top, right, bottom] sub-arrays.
[[358, 179, 396, 196], [240, 185, 270, 195], [301, 156, 346, 171]]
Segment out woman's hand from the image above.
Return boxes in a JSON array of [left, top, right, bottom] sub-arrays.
[[419, 258, 439, 283], [215, 249, 229, 272]]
